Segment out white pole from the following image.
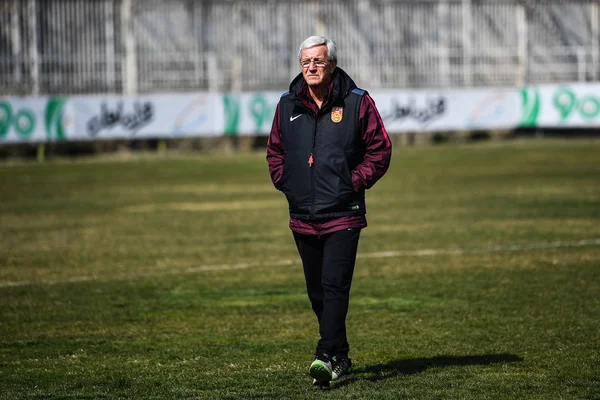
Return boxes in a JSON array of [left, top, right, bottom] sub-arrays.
[[12, 0, 22, 85], [437, 1, 450, 86], [28, 0, 39, 95], [577, 46, 586, 82], [207, 52, 218, 92], [357, 0, 372, 86], [231, 2, 242, 93], [462, 0, 472, 86], [315, 1, 326, 37], [121, 0, 137, 95], [231, 57, 242, 93], [591, 1, 599, 81], [287, 2, 294, 82], [192, 3, 202, 88], [79, 2, 89, 91], [516, 3, 528, 86], [105, 0, 115, 92]]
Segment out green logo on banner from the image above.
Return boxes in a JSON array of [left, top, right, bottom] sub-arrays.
[[223, 94, 276, 136], [45, 97, 68, 140], [0, 102, 12, 139], [0, 101, 36, 139], [519, 88, 541, 127], [13, 109, 36, 138], [0, 98, 68, 141], [223, 95, 240, 136], [553, 87, 600, 121], [249, 95, 274, 134]]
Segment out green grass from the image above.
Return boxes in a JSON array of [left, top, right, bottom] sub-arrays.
[[1, 139, 599, 399]]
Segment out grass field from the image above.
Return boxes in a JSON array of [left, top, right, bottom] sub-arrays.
[[1, 139, 599, 399]]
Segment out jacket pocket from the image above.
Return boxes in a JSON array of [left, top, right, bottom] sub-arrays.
[[336, 157, 354, 200], [281, 149, 312, 212]]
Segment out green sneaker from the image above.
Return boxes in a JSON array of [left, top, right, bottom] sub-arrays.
[[309, 354, 332, 383], [331, 356, 354, 382]]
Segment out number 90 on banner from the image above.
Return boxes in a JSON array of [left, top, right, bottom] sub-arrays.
[[0, 102, 36, 139]]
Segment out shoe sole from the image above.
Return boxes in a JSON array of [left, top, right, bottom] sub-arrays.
[[331, 371, 354, 382], [309, 360, 332, 383]]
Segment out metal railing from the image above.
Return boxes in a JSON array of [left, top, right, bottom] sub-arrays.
[[1, 0, 599, 96]]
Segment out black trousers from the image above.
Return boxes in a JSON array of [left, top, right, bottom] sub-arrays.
[[293, 228, 361, 358]]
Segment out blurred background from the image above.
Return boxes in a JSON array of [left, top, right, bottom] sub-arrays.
[[1, 0, 598, 95], [0, 0, 599, 156]]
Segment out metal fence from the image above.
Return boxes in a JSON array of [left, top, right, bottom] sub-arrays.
[[1, 0, 599, 96]]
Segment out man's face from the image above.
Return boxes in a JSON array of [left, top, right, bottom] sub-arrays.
[[300, 45, 336, 89]]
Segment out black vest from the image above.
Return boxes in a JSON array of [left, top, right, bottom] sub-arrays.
[[279, 87, 366, 220]]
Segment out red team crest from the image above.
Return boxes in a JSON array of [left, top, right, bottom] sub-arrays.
[[331, 107, 343, 123]]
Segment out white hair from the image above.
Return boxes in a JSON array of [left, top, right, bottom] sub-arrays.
[[297, 36, 337, 62]]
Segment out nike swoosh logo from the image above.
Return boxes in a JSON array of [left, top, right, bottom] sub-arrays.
[[290, 115, 302, 122]]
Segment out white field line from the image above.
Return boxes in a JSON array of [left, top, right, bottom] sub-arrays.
[[1, 238, 599, 288]]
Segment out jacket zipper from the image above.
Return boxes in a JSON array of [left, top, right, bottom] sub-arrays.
[[310, 116, 317, 215]]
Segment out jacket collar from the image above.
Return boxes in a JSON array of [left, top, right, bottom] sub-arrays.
[[288, 67, 358, 110]]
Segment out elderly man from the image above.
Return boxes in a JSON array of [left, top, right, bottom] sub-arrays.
[[267, 36, 392, 387]]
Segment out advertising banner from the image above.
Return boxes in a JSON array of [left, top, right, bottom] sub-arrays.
[[71, 94, 222, 140], [371, 88, 521, 132], [0, 97, 74, 143], [221, 92, 280, 136], [2, 82, 599, 145], [519, 84, 600, 127]]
